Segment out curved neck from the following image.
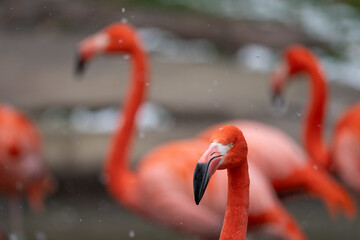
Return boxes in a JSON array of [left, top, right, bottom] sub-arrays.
[[105, 46, 148, 208], [220, 161, 249, 240], [302, 65, 331, 167]]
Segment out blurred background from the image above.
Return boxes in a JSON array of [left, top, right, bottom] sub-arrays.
[[0, 0, 360, 239]]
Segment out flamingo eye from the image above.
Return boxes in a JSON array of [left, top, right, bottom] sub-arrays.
[[229, 142, 234, 148]]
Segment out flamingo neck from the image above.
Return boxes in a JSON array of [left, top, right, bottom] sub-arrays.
[[220, 161, 249, 240], [105, 46, 148, 208], [303, 65, 331, 168]]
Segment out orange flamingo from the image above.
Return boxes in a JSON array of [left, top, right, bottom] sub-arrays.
[[272, 44, 360, 192], [194, 125, 250, 240], [77, 23, 306, 240], [0, 104, 55, 236]]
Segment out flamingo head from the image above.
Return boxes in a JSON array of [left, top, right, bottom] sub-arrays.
[[271, 45, 319, 108], [76, 23, 144, 74], [193, 125, 247, 205]]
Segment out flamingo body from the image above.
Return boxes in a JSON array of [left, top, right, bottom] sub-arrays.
[[0, 104, 54, 211], [332, 104, 360, 191], [332, 104, 360, 192]]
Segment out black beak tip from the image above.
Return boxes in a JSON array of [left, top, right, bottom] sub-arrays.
[[194, 194, 201, 205], [271, 91, 284, 107], [75, 56, 86, 76], [193, 163, 208, 206]]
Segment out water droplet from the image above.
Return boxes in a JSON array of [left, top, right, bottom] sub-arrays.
[[121, 18, 128, 23], [79, 218, 83, 222], [43, 5, 46, 8], [213, 80, 218, 86], [208, 88, 212, 93], [145, 82, 150, 87], [129, 230, 135, 238], [98, 219, 102, 223], [123, 54, 130, 60], [296, 112, 301, 117], [313, 165, 318, 170], [180, 222, 183, 225], [122, 8, 126, 13], [118, 39, 123, 44]]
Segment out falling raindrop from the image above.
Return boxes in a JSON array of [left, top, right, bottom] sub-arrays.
[[79, 218, 83, 222], [122, 8, 126, 13], [123, 54, 130, 60], [313, 165, 318, 170], [118, 39, 123, 44], [129, 230, 135, 238], [121, 18, 128, 23], [145, 82, 150, 87], [296, 112, 301, 117]]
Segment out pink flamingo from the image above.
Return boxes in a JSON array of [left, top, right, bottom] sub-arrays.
[[272, 44, 360, 192], [77, 23, 306, 240], [0, 104, 55, 236], [194, 125, 250, 240]]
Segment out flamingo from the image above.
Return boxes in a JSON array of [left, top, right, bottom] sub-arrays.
[[271, 44, 360, 192], [76, 23, 306, 240], [0, 104, 55, 236], [194, 125, 250, 240]]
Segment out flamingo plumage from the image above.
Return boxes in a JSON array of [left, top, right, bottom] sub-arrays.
[[272, 44, 360, 193], [76, 23, 306, 240], [194, 125, 250, 240], [0, 104, 55, 235]]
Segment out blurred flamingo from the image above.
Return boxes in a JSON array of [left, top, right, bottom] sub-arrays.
[[0, 104, 55, 236], [76, 23, 307, 240], [272, 44, 360, 193], [193, 125, 250, 240]]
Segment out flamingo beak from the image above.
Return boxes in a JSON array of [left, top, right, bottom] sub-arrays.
[[193, 144, 222, 205], [75, 54, 86, 75], [271, 90, 285, 109]]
